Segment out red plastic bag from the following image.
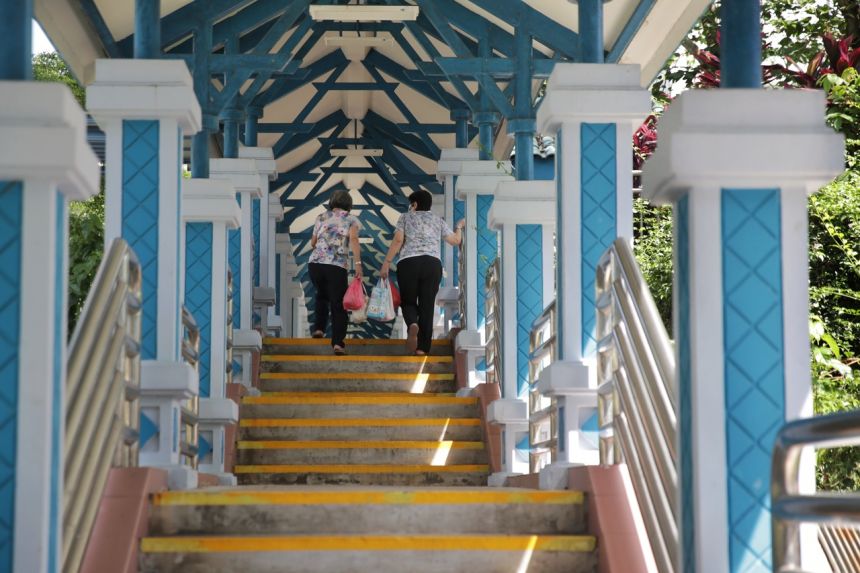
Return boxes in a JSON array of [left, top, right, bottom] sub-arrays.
[[390, 281, 401, 311], [343, 277, 367, 311]]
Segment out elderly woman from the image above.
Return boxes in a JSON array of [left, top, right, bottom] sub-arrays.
[[381, 190, 465, 355], [309, 190, 362, 355]]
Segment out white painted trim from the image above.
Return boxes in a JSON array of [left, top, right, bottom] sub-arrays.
[[103, 119, 123, 248], [182, 179, 240, 228], [259, 181, 270, 288], [240, 191, 253, 329], [444, 173, 455, 286], [465, 193, 478, 332], [500, 224, 518, 400], [687, 186, 729, 573], [615, 122, 634, 242], [559, 121, 583, 362], [15, 182, 59, 573], [542, 224, 555, 307], [156, 118, 181, 362]]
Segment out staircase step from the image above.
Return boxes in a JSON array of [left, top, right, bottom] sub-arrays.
[[259, 372, 457, 393], [261, 355, 454, 374], [238, 418, 483, 441], [140, 534, 597, 573], [241, 394, 479, 419], [235, 464, 489, 486], [236, 440, 488, 465], [263, 338, 453, 356], [148, 487, 588, 536]]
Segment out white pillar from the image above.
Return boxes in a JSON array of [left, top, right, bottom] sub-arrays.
[[267, 195, 284, 334], [535, 64, 650, 480], [210, 158, 264, 386], [88, 59, 203, 489], [239, 146, 277, 294], [0, 81, 98, 573], [486, 180, 555, 481], [644, 89, 842, 573], [183, 179, 241, 484], [276, 234, 295, 338]]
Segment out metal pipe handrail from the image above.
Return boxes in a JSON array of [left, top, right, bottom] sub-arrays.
[[528, 300, 557, 472], [63, 239, 142, 573], [772, 409, 860, 572], [458, 229, 467, 330], [180, 307, 200, 470], [595, 237, 678, 572], [484, 259, 502, 387]]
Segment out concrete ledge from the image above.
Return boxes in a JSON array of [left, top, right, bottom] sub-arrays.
[[234, 329, 263, 352], [140, 361, 198, 398], [182, 178, 240, 228], [487, 398, 528, 426], [239, 145, 278, 179], [199, 397, 239, 424], [79, 467, 168, 573], [210, 158, 265, 197], [537, 360, 593, 396], [254, 287, 277, 307], [474, 382, 502, 475], [436, 148, 479, 178]]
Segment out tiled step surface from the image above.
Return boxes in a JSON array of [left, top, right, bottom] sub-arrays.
[[260, 354, 456, 375], [262, 337, 453, 356], [238, 418, 483, 441], [259, 372, 458, 394]]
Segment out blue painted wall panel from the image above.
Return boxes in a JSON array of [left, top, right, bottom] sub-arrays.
[[229, 194, 242, 328], [516, 224, 543, 397], [476, 193, 496, 330], [122, 120, 160, 359], [49, 193, 65, 573], [721, 188, 784, 573], [0, 181, 22, 570], [253, 198, 261, 287], [580, 123, 616, 358], [186, 223, 213, 398], [677, 194, 696, 573]]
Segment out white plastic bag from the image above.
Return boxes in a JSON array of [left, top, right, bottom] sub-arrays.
[[367, 278, 396, 322], [351, 298, 369, 323]]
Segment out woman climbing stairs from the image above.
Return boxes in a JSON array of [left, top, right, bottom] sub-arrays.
[[139, 338, 598, 572]]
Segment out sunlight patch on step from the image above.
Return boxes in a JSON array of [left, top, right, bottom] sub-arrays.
[[515, 535, 538, 573], [431, 441, 454, 466], [437, 418, 451, 441], [409, 373, 429, 393]]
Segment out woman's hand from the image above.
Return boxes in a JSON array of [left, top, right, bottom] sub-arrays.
[[355, 263, 363, 280], [380, 260, 390, 279], [455, 219, 466, 231]]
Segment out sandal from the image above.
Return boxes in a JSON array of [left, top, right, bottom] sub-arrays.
[[406, 324, 419, 355], [312, 330, 324, 339], [333, 345, 347, 356]]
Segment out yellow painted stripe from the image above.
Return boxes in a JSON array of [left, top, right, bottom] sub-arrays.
[[261, 355, 453, 364], [260, 372, 454, 381], [154, 489, 584, 507], [242, 395, 476, 405], [258, 392, 456, 398], [234, 464, 489, 474], [240, 418, 481, 428], [264, 338, 451, 347], [237, 440, 485, 450], [141, 534, 596, 554]]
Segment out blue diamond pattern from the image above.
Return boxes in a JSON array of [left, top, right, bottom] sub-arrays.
[[476, 194, 497, 329], [139, 411, 159, 447], [580, 123, 616, 358], [0, 182, 22, 570], [516, 225, 543, 397], [198, 432, 213, 464], [229, 194, 242, 327], [721, 188, 784, 573], [185, 223, 213, 398], [677, 194, 696, 573], [253, 198, 261, 287], [122, 120, 160, 359]]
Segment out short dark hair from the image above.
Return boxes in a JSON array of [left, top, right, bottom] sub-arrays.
[[328, 190, 353, 211], [408, 190, 433, 211]]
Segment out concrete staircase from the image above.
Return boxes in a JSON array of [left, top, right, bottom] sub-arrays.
[[139, 338, 598, 572]]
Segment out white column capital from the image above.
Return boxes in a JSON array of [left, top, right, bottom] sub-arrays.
[[183, 179, 240, 228], [456, 160, 514, 199], [86, 59, 202, 134], [644, 89, 844, 205], [436, 147, 480, 180], [0, 82, 99, 201], [239, 145, 278, 180], [210, 158, 266, 198], [488, 180, 556, 229], [276, 234, 294, 257], [268, 194, 284, 222], [537, 63, 650, 134]]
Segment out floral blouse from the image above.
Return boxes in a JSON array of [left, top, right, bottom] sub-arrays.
[[395, 211, 454, 262], [309, 209, 360, 269]]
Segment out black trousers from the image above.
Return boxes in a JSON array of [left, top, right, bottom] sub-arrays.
[[396, 256, 442, 353], [308, 263, 348, 347]]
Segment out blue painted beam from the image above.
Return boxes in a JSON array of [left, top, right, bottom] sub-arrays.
[[312, 81, 398, 91], [258, 123, 315, 134], [606, 0, 656, 63], [722, 0, 762, 88], [396, 124, 460, 134], [364, 50, 463, 110], [191, 19, 213, 178], [467, 0, 580, 60], [254, 51, 348, 108], [78, 0, 122, 58], [273, 110, 349, 159], [0, 0, 32, 79], [433, 58, 555, 79], [135, 0, 161, 59]]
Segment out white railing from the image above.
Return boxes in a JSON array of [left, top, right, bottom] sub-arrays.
[[484, 259, 501, 386], [179, 308, 200, 470], [528, 300, 557, 473], [458, 229, 467, 330], [63, 239, 142, 573], [595, 237, 678, 573]]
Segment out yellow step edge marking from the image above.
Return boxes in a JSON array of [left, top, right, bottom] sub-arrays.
[[240, 418, 481, 428], [141, 534, 596, 554], [237, 440, 485, 450], [263, 338, 451, 347], [258, 392, 456, 398], [261, 355, 453, 364], [260, 372, 454, 381], [234, 464, 489, 474], [154, 489, 585, 507], [242, 395, 476, 405]]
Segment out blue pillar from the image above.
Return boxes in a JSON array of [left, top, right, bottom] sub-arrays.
[[0, 0, 32, 80], [721, 0, 762, 88], [511, 28, 535, 181], [454, 114, 469, 149], [134, 0, 161, 59], [477, 116, 496, 160], [578, 0, 605, 64], [221, 108, 242, 159], [191, 22, 212, 178], [245, 106, 262, 147]]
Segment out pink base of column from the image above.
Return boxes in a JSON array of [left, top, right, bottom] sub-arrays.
[[79, 468, 168, 573]]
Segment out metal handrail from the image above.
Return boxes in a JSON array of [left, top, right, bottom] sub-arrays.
[[226, 270, 234, 384], [458, 229, 467, 330], [772, 409, 860, 572], [180, 307, 200, 469], [63, 239, 142, 573], [484, 259, 502, 386], [528, 300, 557, 472], [595, 237, 678, 573]]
